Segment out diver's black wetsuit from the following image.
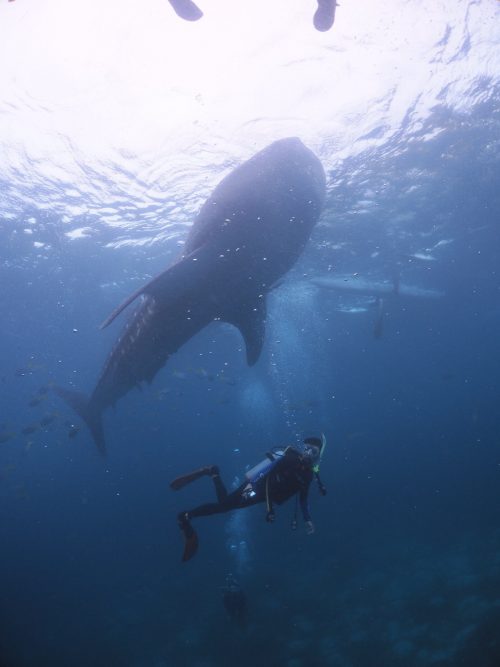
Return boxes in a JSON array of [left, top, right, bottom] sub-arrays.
[[187, 447, 313, 522]]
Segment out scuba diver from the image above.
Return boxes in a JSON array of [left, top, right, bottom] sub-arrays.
[[170, 434, 327, 562], [168, 0, 338, 32], [222, 573, 248, 628]]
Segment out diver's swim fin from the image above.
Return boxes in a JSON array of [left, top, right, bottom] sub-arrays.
[[313, 0, 338, 32], [170, 466, 216, 491], [168, 0, 203, 21], [179, 516, 199, 562]]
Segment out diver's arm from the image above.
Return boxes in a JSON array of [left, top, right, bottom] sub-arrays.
[[315, 472, 327, 496], [300, 485, 315, 535], [265, 475, 275, 522], [299, 485, 312, 523]]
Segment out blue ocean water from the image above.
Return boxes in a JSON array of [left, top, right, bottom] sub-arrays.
[[1, 1, 500, 666]]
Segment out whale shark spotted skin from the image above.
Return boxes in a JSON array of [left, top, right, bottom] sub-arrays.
[[56, 138, 326, 454]]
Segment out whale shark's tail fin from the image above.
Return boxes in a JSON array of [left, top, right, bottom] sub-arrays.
[[53, 387, 106, 456]]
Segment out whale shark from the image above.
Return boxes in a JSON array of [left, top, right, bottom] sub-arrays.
[[311, 274, 444, 339], [56, 138, 326, 454], [310, 275, 445, 300]]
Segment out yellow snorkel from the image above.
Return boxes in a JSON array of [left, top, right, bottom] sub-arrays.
[[313, 432, 326, 474], [303, 433, 327, 495]]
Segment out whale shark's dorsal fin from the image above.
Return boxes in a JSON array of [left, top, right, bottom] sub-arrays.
[[222, 296, 267, 366]]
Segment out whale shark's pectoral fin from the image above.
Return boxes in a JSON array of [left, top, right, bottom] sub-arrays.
[[100, 248, 211, 330], [223, 296, 267, 366]]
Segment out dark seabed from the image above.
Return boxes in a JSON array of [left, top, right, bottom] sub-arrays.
[[1, 1, 500, 666]]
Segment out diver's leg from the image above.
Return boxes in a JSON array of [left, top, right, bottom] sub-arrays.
[[177, 511, 199, 562], [210, 467, 229, 503], [177, 490, 259, 562], [170, 465, 219, 491], [180, 484, 251, 521], [183, 501, 227, 519]]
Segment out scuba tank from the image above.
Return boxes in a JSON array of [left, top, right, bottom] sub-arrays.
[[244, 447, 287, 484]]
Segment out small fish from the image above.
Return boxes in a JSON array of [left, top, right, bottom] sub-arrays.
[[14, 484, 29, 501], [218, 374, 236, 386], [156, 387, 172, 400], [40, 414, 57, 427], [15, 361, 44, 377], [0, 432, 15, 444], [289, 399, 319, 412], [68, 425, 80, 439], [346, 431, 367, 441], [192, 367, 214, 381], [28, 396, 45, 407], [21, 424, 38, 435]]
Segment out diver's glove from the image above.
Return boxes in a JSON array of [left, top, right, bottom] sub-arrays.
[[305, 520, 315, 535], [266, 510, 276, 523]]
